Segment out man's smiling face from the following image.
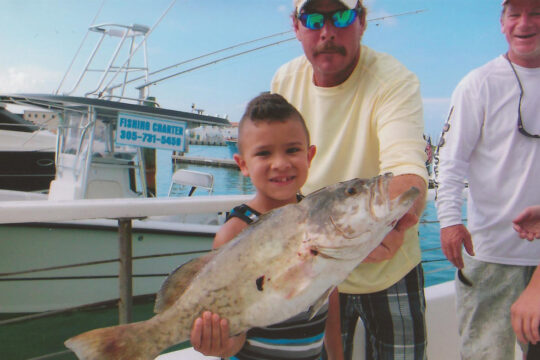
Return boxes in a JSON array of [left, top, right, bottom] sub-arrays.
[[501, 0, 540, 67]]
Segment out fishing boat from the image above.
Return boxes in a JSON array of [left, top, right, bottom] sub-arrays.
[[0, 93, 240, 314], [0, 106, 56, 192], [0, 16, 238, 315]]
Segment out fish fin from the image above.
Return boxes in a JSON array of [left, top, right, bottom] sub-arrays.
[[307, 287, 333, 320], [317, 243, 370, 260], [65, 321, 161, 360], [154, 251, 217, 313]]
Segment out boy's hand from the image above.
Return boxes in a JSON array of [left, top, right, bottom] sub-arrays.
[[363, 212, 418, 263], [190, 311, 246, 357]]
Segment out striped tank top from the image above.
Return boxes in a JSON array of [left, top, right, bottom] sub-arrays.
[[227, 202, 328, 360]]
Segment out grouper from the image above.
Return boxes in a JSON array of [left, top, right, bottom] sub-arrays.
[[65, 174, 420, 360]]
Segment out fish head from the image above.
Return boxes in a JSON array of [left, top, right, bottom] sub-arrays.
[[301, 173, 419, 261]]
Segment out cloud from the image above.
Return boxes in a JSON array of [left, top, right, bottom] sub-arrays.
[[277, 4, 289, 13], [0, 66, 61, 94]]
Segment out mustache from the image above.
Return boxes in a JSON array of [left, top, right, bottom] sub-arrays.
[[314, 42, 346, 56]]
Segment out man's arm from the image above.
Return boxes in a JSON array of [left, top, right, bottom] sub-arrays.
[[435, 75, 484, 268]]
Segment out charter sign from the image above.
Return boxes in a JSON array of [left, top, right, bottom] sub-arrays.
[[115, 112, 186, 152]]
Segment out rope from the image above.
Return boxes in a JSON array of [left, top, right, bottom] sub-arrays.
[[27, 350, 73, 360], [0, 249, 210, 277]]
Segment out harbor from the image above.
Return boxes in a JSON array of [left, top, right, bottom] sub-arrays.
[[173, 154, 238, 169]]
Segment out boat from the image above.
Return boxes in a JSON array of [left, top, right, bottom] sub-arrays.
[[0, 18, 237, 315], [225, 137, 238, 156], [0, 106, 56, 192], [0, 93, 241, 314]]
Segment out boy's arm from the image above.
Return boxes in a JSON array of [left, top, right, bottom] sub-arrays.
[[213, 219, 247, 249], [324, 289, 344, 360], [190, 219, 249, 357]]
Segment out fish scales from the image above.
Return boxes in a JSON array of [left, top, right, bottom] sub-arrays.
[[65, 173, 419, 360]]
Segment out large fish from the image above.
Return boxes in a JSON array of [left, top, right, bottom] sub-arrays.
[[65, 174, 419, 360]]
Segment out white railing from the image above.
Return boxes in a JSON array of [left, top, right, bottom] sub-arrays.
[[0, 194, 252, 224], [0, 194, 252, 324]]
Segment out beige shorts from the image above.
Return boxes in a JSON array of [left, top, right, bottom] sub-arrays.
[[455, 255, 536, 360]]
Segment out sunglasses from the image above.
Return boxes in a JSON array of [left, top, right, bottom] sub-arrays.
[[505, 53, 540, 139], [297, 8, 360, 30]]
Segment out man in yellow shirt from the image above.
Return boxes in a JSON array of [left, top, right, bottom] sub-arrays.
[[272, 0, 428, 358]]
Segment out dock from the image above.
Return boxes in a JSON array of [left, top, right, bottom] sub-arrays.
[[172, 155, 238, 169]]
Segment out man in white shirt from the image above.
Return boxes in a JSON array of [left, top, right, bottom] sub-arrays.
[[435, 0, 540, 358]]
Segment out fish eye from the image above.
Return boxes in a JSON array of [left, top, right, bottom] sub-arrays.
[[346, 187, 357, 196]]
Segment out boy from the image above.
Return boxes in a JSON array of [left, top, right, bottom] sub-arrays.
[[189, 93, 343, 359]]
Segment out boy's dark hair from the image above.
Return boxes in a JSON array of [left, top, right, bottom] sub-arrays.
[[238, 93, 310, 153]]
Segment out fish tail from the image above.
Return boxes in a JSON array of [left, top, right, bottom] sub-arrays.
[[65, 321, 159, 360]]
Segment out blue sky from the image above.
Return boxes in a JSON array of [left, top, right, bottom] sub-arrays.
[[0, 0, 508, 139]]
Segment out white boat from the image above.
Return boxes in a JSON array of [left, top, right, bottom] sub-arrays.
[[0, 106, 56, 192], [0, 93, 244, 314], [0, 15, 241, 315]]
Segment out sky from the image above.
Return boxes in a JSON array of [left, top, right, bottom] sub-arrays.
[[0, 0, 508, 139]]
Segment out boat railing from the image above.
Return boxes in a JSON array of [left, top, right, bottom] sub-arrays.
[[0, 195, 251, 323], [0, 194, 458, 359]]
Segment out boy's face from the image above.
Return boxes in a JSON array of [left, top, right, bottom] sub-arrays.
[[234, 116, 316, 204]]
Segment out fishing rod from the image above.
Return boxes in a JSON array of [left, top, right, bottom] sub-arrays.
[[121, 8, 427, 92]]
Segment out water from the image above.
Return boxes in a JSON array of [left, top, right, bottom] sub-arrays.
[[155, 145, 455, 287], [156, 145, 255, 197]]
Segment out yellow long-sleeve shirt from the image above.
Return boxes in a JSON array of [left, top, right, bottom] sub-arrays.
[[272, 45, 428, 293]]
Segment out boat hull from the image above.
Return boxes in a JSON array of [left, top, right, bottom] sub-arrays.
[[0, 220, 216, 313]]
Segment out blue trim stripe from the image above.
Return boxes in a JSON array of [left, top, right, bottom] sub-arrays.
[[249, 332, 324, 345]]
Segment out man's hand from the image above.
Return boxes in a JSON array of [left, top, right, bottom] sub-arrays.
[[364, 212, 418, 263], [440, 224, 474, 269], [513, 206, 540, 241], [511, 277, 540, 345], [190, 311, 246, 357], [363, 174, 426, 263]]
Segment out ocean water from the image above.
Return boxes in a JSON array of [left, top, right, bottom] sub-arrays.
[[155, 146, 455, 287]]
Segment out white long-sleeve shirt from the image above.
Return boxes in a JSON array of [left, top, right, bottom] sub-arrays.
[[435, 55, 540, 266]]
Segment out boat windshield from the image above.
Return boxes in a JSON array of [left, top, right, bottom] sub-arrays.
[[57, 109, 137, 176]]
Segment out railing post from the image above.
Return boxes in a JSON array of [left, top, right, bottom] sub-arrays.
[[118, 218, 133, 324]]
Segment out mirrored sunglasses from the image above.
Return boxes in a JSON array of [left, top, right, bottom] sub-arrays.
[[297, 9, 360, 30]]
